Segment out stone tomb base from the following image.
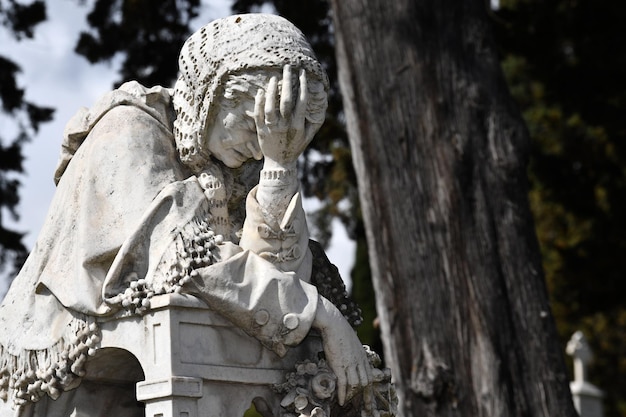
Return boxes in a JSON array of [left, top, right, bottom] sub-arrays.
[[87, 293, 321, 417]]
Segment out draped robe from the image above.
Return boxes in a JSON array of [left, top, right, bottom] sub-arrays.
[[0, 82, 318, 416]]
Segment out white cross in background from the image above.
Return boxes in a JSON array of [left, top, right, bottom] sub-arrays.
[[566, 331, 605, 417], [566, 330, 593, 384]]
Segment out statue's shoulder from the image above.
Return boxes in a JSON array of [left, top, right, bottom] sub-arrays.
[[54, 81, 176, 184]]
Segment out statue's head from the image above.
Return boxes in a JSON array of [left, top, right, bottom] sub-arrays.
[[173, 14, 329, 172]]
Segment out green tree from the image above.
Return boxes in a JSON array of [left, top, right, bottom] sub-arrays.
[[492, 2, 626, 415], [75, 0, 201, 88], [0, 0, 53, 275]]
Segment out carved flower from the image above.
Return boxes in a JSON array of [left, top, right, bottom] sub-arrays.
[[304, 362, 318, 375], [294, 393, 309, 411], [277, 353, 397, 417], [309, 407, 327, 417], [311, 372, 336, 400]]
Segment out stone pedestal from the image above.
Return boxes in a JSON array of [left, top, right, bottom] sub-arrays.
[[136, 377, 203, 417], [96, 293, 322, 417], [570, 381, 604, 417]]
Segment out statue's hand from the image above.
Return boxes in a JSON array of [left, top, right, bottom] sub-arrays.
[[251, 65, 319, 169], [315, 298, 373, 406]]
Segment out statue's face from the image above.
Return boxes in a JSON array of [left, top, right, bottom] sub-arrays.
[[206, 100, 263, 168]]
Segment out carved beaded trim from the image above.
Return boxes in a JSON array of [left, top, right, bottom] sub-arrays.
[[0, 317, 101, 408], [259, 168, 297, 185], [109, 215, 222, 316]]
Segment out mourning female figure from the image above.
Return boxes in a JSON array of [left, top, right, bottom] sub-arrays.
[[0, 14, 374, 417]]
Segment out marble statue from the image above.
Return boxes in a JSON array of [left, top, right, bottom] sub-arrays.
[[0, 14, 395, 417]]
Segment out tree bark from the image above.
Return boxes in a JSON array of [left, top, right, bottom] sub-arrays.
[[329, 1, 578, 416]]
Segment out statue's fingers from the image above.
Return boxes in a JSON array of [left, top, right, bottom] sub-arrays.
[[293, 69, 308, 127], [362, 385, 374, 412], [336, 370, 347, 406], [265, 76, 278, 125], [253, 89, 266, 131], [358, 362, 372, 391], [280, 65, 293, 118], [345, 365, 361, 401]]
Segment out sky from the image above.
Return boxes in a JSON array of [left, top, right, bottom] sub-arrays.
[[0, 0, 355, 298]]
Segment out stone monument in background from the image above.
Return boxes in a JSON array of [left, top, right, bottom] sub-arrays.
[[0, 14, 395, 417], [567, 331, 604, 417]]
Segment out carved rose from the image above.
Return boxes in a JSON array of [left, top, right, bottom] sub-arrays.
[[311, 372, 335, 400]]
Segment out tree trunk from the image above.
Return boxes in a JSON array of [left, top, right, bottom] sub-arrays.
[[329, 1, 578, 416]]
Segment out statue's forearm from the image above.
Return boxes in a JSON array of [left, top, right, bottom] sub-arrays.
[[255, 161, 299, 225]]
